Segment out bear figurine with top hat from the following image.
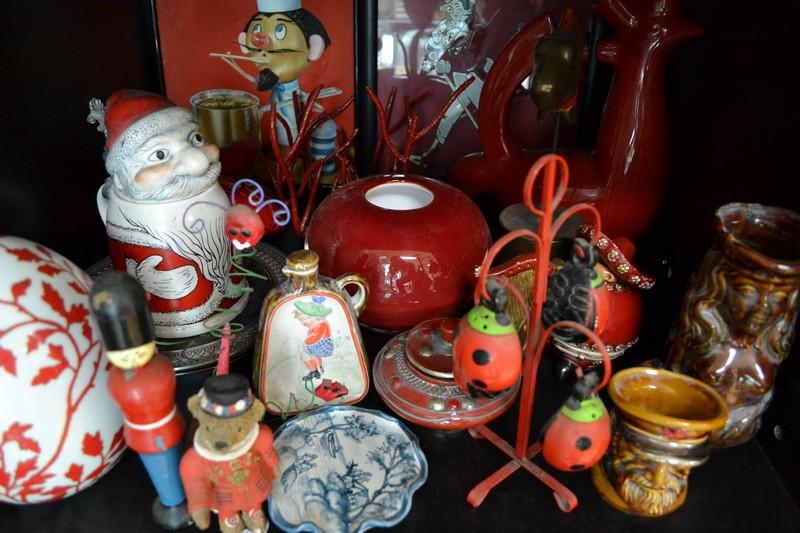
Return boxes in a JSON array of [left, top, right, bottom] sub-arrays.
[[180, 332, 279, 533]]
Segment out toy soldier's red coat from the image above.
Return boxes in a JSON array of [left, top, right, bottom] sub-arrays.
[[179, 426, 278, 519], [107, 352, 185, 454]]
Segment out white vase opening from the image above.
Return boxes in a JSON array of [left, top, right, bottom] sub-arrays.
[[365, 182, 434, 210]]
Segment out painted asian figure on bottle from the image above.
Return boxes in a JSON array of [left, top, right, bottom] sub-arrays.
[[254, 250, 369, 414]]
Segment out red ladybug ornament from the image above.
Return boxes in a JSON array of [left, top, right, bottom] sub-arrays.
[[225, 204, 266, 251], [453, 278, 523, 398], [542, 373, 611, 471]]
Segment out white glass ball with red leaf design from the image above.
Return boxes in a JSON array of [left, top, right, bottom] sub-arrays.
[[225, 204, 266, 251], [0, 237, 125, 504]]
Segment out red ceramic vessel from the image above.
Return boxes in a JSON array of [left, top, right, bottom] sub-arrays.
[[306, 175, 490, 332], [449, 0, 703, 240]]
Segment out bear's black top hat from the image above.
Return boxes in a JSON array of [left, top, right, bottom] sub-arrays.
[[199, 374, 254, 418]]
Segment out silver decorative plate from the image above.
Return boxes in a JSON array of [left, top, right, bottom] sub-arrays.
[[86, 243, 286, 374]]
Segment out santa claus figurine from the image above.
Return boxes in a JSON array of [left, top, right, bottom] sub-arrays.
[[88, 90, 247, 339]]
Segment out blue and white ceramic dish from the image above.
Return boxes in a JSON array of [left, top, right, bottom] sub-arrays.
[[268, 406, 428, 533]]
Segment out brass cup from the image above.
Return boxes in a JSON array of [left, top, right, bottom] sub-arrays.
[[190, 89, 262, 176]]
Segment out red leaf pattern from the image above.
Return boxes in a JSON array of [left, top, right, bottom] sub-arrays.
[[24, 472, 54, 487], [18, 485, 43, 499], [41, 282, 68, 321], [0, 347, 16, 376], [0, 245, 117, 502], [46, 344, 68, 365], [85, 464, 106, 482], [3, 423, 41, 453], [7, 248, 41, 263], [65, 304, 89, 325], [11, 279, 31, 300], [68, 281, 88, 295], [82, 432, 103, 457], [37, 264, 63, 277], [81, 321, 93, 343], [31, 361, 68, 386], [65, 463, 83, 483], [109, 427, 126, 456], [26, 328, 57, 353], [42, 486, 71, 499], [14, 457, 37, 481]]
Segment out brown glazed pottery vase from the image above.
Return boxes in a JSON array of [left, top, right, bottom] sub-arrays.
[[667, 203, 800, 446], [591, 368, 727, 517]]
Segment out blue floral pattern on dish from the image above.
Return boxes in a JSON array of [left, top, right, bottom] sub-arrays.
[[269, 406, 428, 533]]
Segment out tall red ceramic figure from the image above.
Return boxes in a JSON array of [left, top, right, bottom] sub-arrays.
[[449, 0, 703, 240]]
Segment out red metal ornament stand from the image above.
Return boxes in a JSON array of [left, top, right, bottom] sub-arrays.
[[467, 154, 610, 512]]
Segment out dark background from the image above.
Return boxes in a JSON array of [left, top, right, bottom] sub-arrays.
[[1, 0, 799, 529]]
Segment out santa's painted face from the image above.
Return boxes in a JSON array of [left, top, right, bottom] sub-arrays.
[[118, 120, 221, 202]]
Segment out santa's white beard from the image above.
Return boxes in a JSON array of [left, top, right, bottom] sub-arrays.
[[125, 161, 222, 202]]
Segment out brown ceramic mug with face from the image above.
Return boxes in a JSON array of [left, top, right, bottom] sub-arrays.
[[591, 367, 727, 517], [668, 203, 800, 446]]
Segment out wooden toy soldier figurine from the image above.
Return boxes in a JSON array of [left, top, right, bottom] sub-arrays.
[[89, 271, 191, 530]]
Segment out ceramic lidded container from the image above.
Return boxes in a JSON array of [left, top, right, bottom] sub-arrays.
[[372, 318, 520, 431], [591, 367, 727, 516], [306, 175, 490, 332], [89, 90, 247, 339], [0, 237, 125, 503]]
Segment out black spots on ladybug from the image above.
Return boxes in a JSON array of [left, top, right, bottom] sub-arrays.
[[570, 464, 585, 471], [467, 382, 501, 399], [576, 436, 592, 450], [472, 349, 491, 366]]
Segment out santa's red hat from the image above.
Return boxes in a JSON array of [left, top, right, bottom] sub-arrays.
[[87, 90, 194, 178]]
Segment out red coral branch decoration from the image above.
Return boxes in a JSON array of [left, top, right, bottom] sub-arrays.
[[265, 85, 358, 235], [367, 77, 475, 176]]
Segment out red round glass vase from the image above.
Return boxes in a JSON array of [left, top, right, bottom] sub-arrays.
[[306, 175, 490, 332]]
